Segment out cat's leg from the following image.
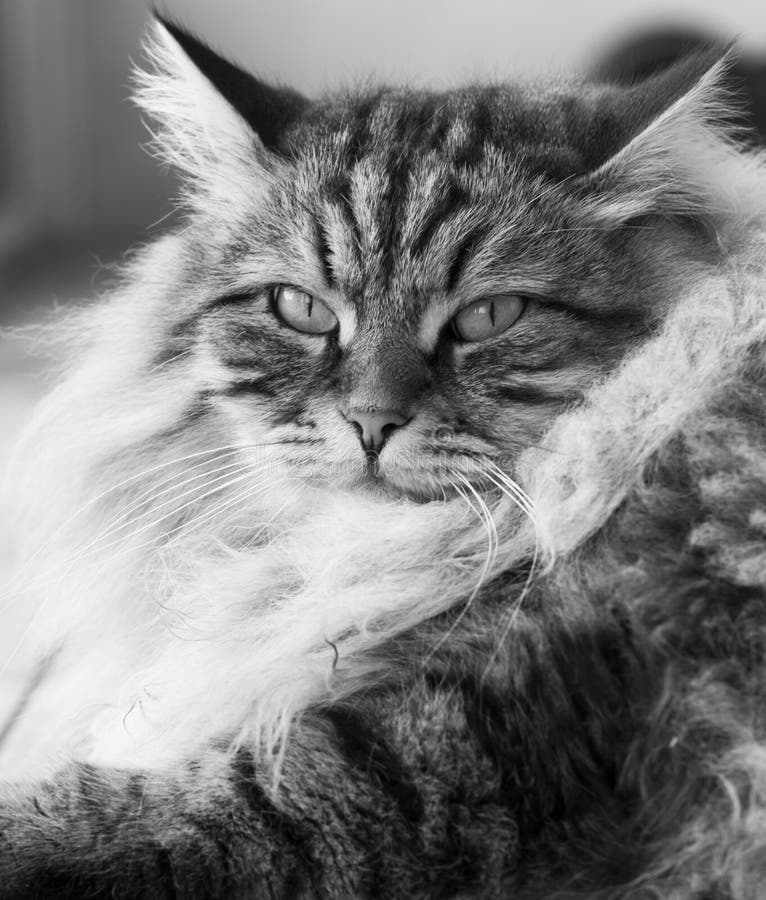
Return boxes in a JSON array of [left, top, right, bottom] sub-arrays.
[[0, 757, 315, 899], [0, 681, 530, 899], [4, 662, 741, 900]]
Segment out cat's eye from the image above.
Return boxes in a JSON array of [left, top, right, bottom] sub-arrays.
[[451, 295, 525, 342], [271, 285, 338, 335]]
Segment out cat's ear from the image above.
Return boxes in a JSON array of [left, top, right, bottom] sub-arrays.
[[579, 47, 742, 223], [133, 15, 307, 197]]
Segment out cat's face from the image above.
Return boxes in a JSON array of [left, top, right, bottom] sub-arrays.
[[142, 22, 721, 501]]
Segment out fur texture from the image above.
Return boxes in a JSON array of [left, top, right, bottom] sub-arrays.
[[2, 18, 766, 899]]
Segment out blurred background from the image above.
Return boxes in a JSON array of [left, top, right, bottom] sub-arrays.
[[0, 0, 765, 718]]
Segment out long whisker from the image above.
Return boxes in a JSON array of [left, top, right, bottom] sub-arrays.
[[0, 462, 272, 617], [168, 474, 278, 543], [480, 460, 541, 679], [424, 472, 498, 661], [482, 462, 537, 522], [146, 347, 195, 373], [3, 444, 255, 588], [99, 452, 247, 531], [0, 442, 291, 608], [69, 468, 269, 566], [456, 472, 499, 579], [151, 482, 301, 639], [0, 468, 276, 677], [88, 458, 247, 553]]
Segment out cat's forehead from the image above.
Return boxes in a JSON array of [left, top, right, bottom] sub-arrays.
[[288, 83, 598, 180], [236, 84, 598, 313]]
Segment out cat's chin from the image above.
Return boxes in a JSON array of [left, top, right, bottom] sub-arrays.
[[288, 454, 475, 503], [345, 464, 455, 504]]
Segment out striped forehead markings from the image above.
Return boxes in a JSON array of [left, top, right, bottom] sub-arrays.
[[446, 228, 486, 293], [315, 173, 473, 296], [313, 218, 336, 288], [319, 176, 365, 279], [409, 179, 467, 259]]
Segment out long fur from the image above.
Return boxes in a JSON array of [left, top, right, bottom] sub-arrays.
[[5, 131, 766, 780], [3, 22, 766, 898]]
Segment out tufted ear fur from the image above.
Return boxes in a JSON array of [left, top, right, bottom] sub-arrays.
[[133, 15, 308, 206], [580, 47, 743, 224]]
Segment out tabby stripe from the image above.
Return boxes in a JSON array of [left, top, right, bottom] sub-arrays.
[[155, 847, 178, 900], [230, 750, 288, 823], [424, 670, 540, 813], [149, 317, 198, 370], [379, 155, 413, 287], [145, 400, 211, 442], [493, 384, 581, 405], [230, 750, 315, 848], [269, 402, 311, 427], [216, 325, 299, 360], [218, 377, 278, 398], [409, 180, 466, 258], [202, 291, 263, 313], [423, 109, 451, 152], [325, 706, 425, 824], [494, 358, 569, 374], [342, 93, 383, 169], [422, 670, 521, 803], [326, 183, 365, 271], [447, 229, 485, 292], [314, 219, 336, 288], [541, 297, 650, 326], [450, 98, 492, 167]]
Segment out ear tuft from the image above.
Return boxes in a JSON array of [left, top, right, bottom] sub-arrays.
[[152, 14, 308, 154], [133, 16, 308, 206], [579, 46, 747, 224]]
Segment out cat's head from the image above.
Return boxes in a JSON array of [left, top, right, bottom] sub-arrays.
[[132, 18, 736, 501]]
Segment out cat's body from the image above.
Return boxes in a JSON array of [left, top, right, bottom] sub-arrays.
[[2, 17, 766, 898]]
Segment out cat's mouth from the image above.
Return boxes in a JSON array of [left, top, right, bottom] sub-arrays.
[[351, 451, 470, 503], [357, 452, 408, 496], [318, 449, 426, 501], [275, 442, 502, 502]]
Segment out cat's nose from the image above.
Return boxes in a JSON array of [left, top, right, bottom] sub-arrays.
[[343, 408, 408, 453]]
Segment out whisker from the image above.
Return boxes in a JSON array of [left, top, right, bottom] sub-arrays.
[[0, 468, 278, 677], [147, 347, 195, 373], [90, 439, 293, 543], [18, 467, 259, 594], [480, 460, 541, 679], [70, 468, 269, 565], [425, 472, 498, 661], [169, 475, 278, 543], [4, 443, 254, 589], [0, 441, 293, 608], [0, 463, 272, 617], [96, 457, 247, 546], [455, 472, 499, 577], [482, 462, 537, 522], [151, 482, 301, 639]]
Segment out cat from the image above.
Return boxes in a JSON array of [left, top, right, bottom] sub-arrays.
[[1, 13, 766, 898]]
